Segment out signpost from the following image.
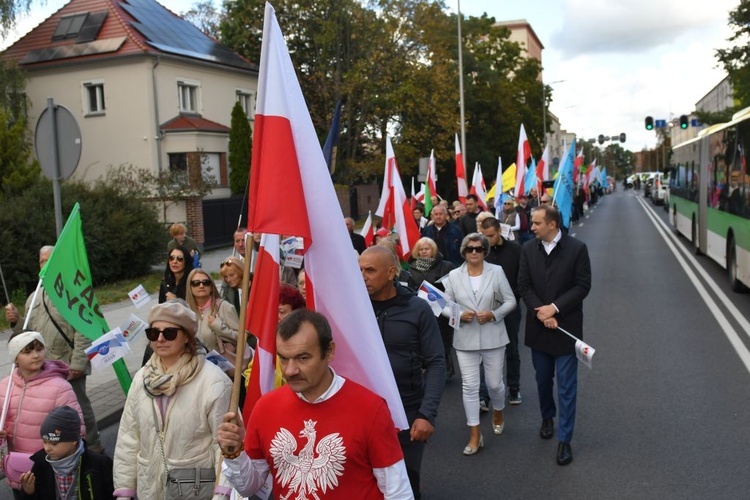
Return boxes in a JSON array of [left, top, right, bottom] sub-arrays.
[[34, 98, 82, 237]]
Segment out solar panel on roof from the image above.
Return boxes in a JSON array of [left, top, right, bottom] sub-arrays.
[[120, 0, 254, 70], [20, 37, 126, 64], [77, 11, 108, 43]]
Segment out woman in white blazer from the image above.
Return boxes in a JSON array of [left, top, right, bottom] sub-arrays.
[[443, 233, 516, 456]]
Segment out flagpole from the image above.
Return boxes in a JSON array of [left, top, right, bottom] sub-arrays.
[[22, 279, 43, 331], [227, 238, 253, 441], [0, 262, 9, 304], [457, 0, 467, 167]]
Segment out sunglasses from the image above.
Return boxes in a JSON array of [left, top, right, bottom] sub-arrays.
[[540, 200, 551, 204], [191, 279, 212, 288], [465, 246, 484, 254], [169, 255, 185, 262], [145, 327, 182, 341]]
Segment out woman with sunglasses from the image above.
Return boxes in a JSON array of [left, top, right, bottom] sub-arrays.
[[0, 331, 84, 495], [113, 300, 232, 499], [158, 246, 194, 304], [185, 269, 240, 369], [442, 233, 516, 456]]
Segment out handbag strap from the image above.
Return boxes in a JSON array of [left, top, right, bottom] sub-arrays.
[[41, 292, 75, 350], [151, 400, 170, 475]]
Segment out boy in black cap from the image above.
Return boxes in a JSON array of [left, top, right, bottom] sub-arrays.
[[19, 405, 113, 499]]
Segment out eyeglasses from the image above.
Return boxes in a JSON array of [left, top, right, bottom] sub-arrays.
[[145, 327, 182, 341], [169, 255, 185, 262], [465, 246, 484, 254], [191, 279, 212, 288]]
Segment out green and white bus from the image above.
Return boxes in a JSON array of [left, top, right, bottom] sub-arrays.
[[669, 107, 750, 292]]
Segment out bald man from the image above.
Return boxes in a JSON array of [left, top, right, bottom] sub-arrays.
[[359, 246, 445, 499]]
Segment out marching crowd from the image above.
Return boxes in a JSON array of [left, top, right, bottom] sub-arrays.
[[0, 190, 591, 499]]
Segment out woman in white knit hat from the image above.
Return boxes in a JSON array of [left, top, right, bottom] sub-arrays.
[[0, 331, 84, 497]]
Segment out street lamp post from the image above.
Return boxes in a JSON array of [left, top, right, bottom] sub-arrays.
[[457, 0, 467, 163]]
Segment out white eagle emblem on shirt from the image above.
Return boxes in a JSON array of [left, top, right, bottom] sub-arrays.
[[269, 419, 347, 500]]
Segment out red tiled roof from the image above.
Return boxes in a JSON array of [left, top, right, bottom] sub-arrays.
[[2, 0, 152, 65], [161, 114, 230, 133], [1, 0, 255, 71]]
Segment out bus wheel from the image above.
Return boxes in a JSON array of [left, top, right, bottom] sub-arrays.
[[727, 238, 745, 292]]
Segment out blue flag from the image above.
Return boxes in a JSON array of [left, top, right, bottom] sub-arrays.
[[524, 158, 538, 195], [552, 139, 576, 228], [322, 99, 342, 174], [600, 167, 608, 188]]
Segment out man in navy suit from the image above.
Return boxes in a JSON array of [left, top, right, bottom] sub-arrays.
[[517, 205, 591, 466]]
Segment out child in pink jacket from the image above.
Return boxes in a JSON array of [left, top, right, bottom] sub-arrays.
[[0, 331, 84, 492]]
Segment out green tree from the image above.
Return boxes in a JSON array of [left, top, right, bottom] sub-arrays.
[[0, 60, 37, 194], [0, 0, 30, 37], [228, 101, 251, 194], [716, 1, 750, 108], [182, 0, 222, 38]]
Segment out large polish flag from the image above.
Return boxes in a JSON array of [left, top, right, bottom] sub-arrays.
[[375, 137, 422, 261], [246, 3, 407, 429], [242, 233, 280, 422], [455, 134, 469, 202], [470, 162, 488, 210], [514, 124, 532, 196]]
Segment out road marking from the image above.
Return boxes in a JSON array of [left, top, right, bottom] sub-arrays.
[[636, 197, 750, 374]]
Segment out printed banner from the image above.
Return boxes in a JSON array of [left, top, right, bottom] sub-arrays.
[[85, 327, 131, 370]]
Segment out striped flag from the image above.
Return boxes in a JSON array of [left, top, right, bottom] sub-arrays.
[[536, 144, 550, 194], [375, 137, 422, 260], [455, 134, 469, 202], [360, 211, 374, 248], [245, 3, 407, 430], [470, 162, 488, 210], [242, 233, 280, 421], [514, 124, 532, 196]]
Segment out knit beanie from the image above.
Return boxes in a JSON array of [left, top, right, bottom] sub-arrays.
[[8, 331, 45, 363], [40, 406, 80, 443], [148, 299, 198, 336]]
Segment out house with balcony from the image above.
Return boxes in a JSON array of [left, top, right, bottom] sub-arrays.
[[2, 0, 258, 247]]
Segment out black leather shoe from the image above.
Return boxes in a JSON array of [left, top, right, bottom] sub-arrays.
[[557, 442, 573, 465], [540, 418, 554, 439]]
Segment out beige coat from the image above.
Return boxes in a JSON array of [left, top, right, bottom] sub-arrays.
[[112, 358, 232, 499]]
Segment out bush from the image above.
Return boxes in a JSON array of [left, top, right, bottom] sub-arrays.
[[0, 177, 164, 296]]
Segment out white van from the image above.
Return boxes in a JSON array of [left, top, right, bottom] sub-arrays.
[[651, 172, 668, 205]]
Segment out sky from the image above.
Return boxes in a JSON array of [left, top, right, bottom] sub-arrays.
[[2, 0, 741, 152]]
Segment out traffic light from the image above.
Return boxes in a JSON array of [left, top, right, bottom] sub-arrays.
[[645, 116, 654, 130], [619, 133, 626, 143], [679, 115, 688, 129], [598, 134, 604, 145]]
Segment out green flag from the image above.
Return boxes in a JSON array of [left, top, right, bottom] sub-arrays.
[[424, 183, 433, 218], [39, 203, 132, 394]]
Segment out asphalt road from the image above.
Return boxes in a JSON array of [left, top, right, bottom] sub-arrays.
[[2, 188, 750, 499]]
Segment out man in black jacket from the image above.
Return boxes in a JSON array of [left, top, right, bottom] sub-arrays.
[[518, 205, 591, 466], [359, 246, 446, 499], [481, 216, 523, 404]]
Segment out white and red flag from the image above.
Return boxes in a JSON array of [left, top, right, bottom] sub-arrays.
[[427, 149, 438, 200], [536, 144, 550, 194], [242, 233, 280, 421], [514, 124, 532, 197], [470, 162, 488, 210], [573, 147, 584, 184], [246, 3, 407, 429], [375, 137, 422, 261], [410, 177, 417, 211], [360, 210, 374, 248], [455, 134, 469, 203]]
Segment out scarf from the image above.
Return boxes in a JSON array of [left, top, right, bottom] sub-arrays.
[[143, 348, 205, 397], [47, 439, 84, 500], [413, 257, 436, 272]]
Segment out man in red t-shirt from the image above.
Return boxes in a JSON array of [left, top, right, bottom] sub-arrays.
[[218, 309, 413, 499]]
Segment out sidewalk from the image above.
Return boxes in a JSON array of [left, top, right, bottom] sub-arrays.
[[0, 246, 235, 430]]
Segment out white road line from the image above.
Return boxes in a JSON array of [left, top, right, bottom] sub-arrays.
[[636, 197, 750, 374]]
